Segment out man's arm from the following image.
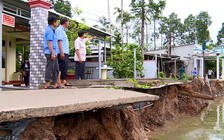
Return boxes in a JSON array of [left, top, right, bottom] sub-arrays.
[[76, 49, 82, 63], [86, 36, 97, 42], [47, 41, 56, 60], [75, 40, 82, 63], [58, 40, 65, 60]]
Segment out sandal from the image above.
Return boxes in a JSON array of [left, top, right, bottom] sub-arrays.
[[45, 85, 60, 89], [45, 85, 54, 89], [64, 83, 73, 86]]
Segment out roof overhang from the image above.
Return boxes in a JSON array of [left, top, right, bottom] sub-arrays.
[[49, 9, 113, 38]]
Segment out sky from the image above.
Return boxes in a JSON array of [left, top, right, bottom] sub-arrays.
[[70, 0, 224, 43]]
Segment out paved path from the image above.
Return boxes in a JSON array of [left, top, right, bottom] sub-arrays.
[[0, 88, 158, 123]]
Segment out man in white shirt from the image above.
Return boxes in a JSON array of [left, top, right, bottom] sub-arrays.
[[74, 31, 96, 79], [208, 69, 214, 79]]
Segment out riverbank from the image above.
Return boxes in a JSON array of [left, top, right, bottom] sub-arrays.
[[1, 78, 220, 139], [21, 79, 214, 139]]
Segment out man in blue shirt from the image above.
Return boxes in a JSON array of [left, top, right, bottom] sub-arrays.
[[56, 17, 71, 86], [44, 15, 59, 89], [192, 67, 198, 78]]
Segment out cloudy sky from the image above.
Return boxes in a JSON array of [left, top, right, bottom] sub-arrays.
[[70, 0, 224, 43]]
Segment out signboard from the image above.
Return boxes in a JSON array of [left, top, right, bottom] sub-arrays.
[[2, 13, 15, 28]]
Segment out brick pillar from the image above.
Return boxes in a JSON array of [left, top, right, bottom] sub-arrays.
[[28, 0, 51, 88]]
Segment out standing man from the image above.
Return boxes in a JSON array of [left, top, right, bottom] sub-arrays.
[[192, 67, 198, 79], [21, 58, 30, 86], [179, 66, 185, 80], [74, 31, 96, 79], [56, 17, 72, 86], [44, 15, 59, 89], [208, 69, 214, 79]]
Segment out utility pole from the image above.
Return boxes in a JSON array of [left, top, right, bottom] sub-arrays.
[[153, 18, 156, 50], [141, 0, 145, 56], [168, 33, 171, 57], [121, 0, 124, 46]]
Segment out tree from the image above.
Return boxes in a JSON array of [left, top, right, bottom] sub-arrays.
[[183, 14, 196, 44], [217, 22, 224, 45], [51, 0, 72, 17], [195, 11, 212, 44], [107, 44, 144, 78], [147, 0, 166, 50], [130, 0, 146, 56], [114, 7, 133, 44], [159, 13, 184, 47]]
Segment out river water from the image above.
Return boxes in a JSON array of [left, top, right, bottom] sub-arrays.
[[149, 97, 224, 140]]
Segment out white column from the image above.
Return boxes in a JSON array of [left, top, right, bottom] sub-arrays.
[[194, 57, 197, 68], [222, 59, 224, 79], [98, 40, 102, 79], [217, 55, 220, 79], [201, 58, 204, 78]]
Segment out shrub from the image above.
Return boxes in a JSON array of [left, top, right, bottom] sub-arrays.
[[158, 72, 165, 78]]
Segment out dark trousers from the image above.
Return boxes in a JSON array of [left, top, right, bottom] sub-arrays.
[[208, 75, 212, 79], [24, 72, 30, 86], [45, 54, 59, 83], [75, 61, 85, 79], [58, 54, 69, 80]]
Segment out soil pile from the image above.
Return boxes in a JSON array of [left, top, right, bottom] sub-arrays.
[[21, 107, 147, 140], [140, 78, 212, 131]]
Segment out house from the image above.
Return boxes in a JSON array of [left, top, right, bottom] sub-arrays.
[[0, 0, 112, 88], [144, 44, 200, 78]]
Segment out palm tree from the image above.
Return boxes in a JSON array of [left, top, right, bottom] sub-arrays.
[[130, 0, 146, 56], [147, 0, 166, 50], [114, 8, 133, 44]]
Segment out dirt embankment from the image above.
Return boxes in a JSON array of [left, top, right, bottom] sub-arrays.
[[21, 79, 218, 140]]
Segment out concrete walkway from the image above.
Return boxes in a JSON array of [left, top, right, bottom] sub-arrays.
[[0, 88, 158, 123]]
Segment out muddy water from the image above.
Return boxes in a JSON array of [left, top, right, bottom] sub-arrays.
[[149, 97, 224, 140]]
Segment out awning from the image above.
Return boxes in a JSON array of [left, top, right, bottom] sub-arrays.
[[48, 9, 113, 38]]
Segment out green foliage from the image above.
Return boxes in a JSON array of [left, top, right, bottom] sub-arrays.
[[67, 68, 74, 74], [114, 7, 134, 25], [16, 45, 30, 72], [159, 13, 184, 46], [182, 73, 188, 82], [159, 11, 212, 46], [158, 72, 165, 78], [182, 14, 196, 44], [188, 74, 194, 81], [128, 78, 151, 89], [147, 0, 166, 19], [52, 0, 72, 17], [107, 44, 144, 78], [217, 22, 224, 45], [196, 11, 212, 44]]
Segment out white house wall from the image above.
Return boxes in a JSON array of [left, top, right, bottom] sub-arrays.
[[148, 45, 195, 76]]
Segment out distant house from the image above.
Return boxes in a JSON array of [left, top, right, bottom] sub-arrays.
[[144, 44, 200, 78]]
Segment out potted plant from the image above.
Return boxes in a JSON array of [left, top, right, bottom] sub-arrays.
[[67, 68, 75, 79]]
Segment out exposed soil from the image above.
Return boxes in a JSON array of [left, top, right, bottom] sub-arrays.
[[21, 78, 220, 140]]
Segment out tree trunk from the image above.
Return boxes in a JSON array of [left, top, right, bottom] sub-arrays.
[[168, 33, 171, 57], [121, 0, 124, 47], [145, 22, 148, 50], [107, 0, 112, 58], [126, 25, 129, 44], [153, 18, 156, 50], [141, 0, 145, 56]]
